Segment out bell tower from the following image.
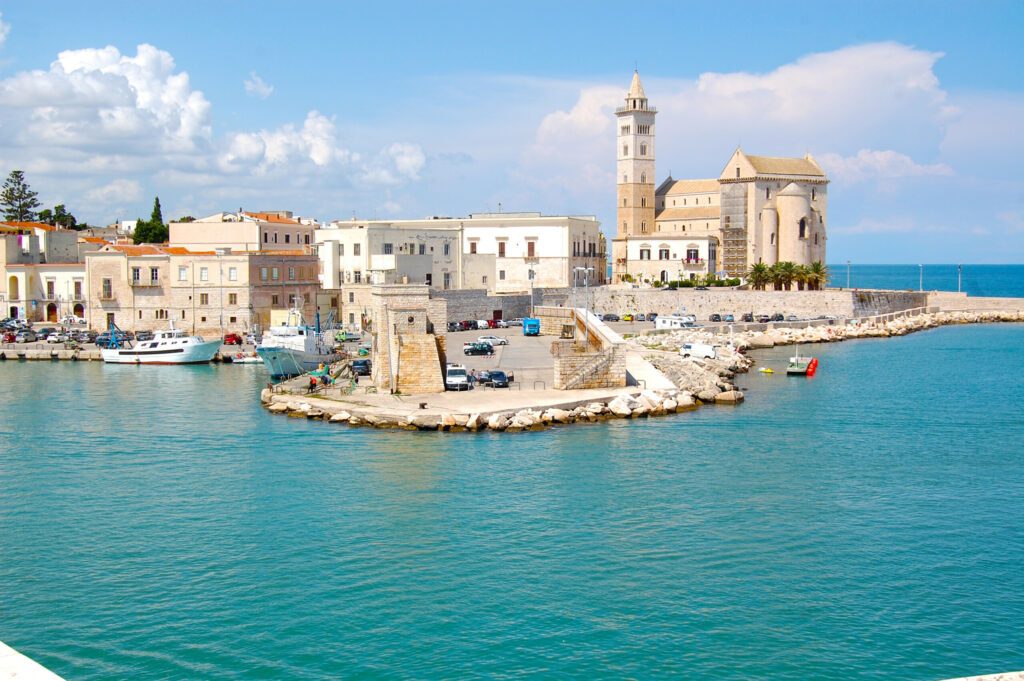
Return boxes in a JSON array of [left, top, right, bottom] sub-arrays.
[[612, 70, 657, 283]]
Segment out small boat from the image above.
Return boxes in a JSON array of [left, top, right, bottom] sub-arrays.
[[787, 347, 819, 376], [101, 321, 222, 365], [230, 352, 263, 364], [257, 308, 341, 378], [758, 367, 774, 374]]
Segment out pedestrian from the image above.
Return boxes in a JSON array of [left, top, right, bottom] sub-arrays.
[[307, 376, 317, 394]]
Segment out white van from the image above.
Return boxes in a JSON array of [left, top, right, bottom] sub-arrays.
[[445, 364, 471, 391], [680, 343, 717, 360]]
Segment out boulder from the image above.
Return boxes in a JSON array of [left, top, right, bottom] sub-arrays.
[[586, 402, 606, 414], [547, 408, 573, 423], [662, 398, 677, 412], [453, 414, 469, 427], [696, 387, 720, 402], [607, 396, 634, 417], [487, 413, 509, 431], [408, 414, 440, 430], [466, 413, 481, 430], [362, 414, 381, 426], [329, 410, 352, 422], [268, 403, 289, 413], [348, 415, 364, 426], [440, 413, 457, 428], [715, 390, 745, 404], [747, 335, 775, 348], [260, 388, 272, 404], [306, 408, 325, 419]]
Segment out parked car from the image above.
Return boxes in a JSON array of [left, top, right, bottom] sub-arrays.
[[695, 285, 710, 291], [464, 342, 494, 356], [647, 313, 658, 322], [60, 315, 86, 326], [601, 313, 620, 322], [46, 331, 69, 344], [709, 313, 722, 322], [495, 319, 509, 328], [757, 315, 772, 323], [37, 327, 57, 338], [74, 330, 96, 343], [786, 314, 800, 321], [772, 313, 785, 322], [623, 313, 634, 322], [477, 335, 509, 346], [680, 343, 717, 360], [447, 322, 460, 333], [459, 320, 476, 331], [2, 331, 17, 343], [484, 369, 510, 388], [445, 364, 471, 391], [724, 314, 735, 323], [507, 318, 524, 327], [136, 331, 155, 342], [351, 359, 372, 376], [741, 313, 754, 322], [245, 333, 260, 345], [15, 330, 38, 343], [476, 320, 491, 330], [95, 331, 128, 346], [224, 332, 243, 345]]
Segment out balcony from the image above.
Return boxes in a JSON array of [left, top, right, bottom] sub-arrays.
[[130, 279, 162, 287], [98, 292, 116, 303], [682, 259, 707, 268]]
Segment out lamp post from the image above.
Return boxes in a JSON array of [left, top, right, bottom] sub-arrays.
[[846, 260, 851, 289], [528, 269, 535, 316], [957, 264, 962, 293]]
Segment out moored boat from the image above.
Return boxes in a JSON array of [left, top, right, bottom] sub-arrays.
[[256, 308, 340, 378], [101, 322, 222, 365], [786, 348, 819, 376]]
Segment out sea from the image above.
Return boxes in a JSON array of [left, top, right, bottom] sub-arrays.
[[2, 280, 1024, 679], [827, 264, 1024, 298]]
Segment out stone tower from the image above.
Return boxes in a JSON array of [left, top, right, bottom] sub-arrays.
[[612, 71, 657, 283]]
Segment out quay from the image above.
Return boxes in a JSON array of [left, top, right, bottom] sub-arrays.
[[0, 641, 65, 680]]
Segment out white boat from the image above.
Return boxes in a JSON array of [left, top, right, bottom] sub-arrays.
[[101, 322, 222, 365], [256, 308, 341, 378], [229, 353, 264, 364]]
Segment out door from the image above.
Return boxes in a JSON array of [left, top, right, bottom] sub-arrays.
[[46, 303, 58, 322], [106, 313, 115, 329], [492, 309, 502, 321]]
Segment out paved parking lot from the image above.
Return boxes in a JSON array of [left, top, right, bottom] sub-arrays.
[[445, 328, 555, 389]]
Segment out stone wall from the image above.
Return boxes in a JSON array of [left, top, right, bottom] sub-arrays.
[[851, 290, 927, 316], [549, 309, 628, 390], [431, 287, 570, 322], [395, 334, 445, 394], [929, 291, 1024, 312]]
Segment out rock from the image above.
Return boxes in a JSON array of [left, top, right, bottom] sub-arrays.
[[662, 398, 677, 412], [440, 413, 457, 428], [585, 402, 606, 414], [607, 396, 634, 417], [268, 403, 289, 413], [547, 408, 573, 423], [362, 414, 381, 426], [453, 414, 469, 427], [696, 387, 720, 402], [466, 413, 481, 430], [715, 390, 745, 404], [260, 388, 272, 404], [329, 410, 352, 422], [747, 335, 775, 348], [348, 416, 363, 426], [487, 413, 509, 431], [408, 414, 440, 430], [306, 408, 324, 419]]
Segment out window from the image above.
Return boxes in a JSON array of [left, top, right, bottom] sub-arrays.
[[622, 220, 627, 230], [200, 267, 208, 282], [228, 267, 237, 281], [469, 242, 477, 254], [770, 233, 776, 246], [200, 293, 209, 305], [443, 272, 451, 289], [620, 125, 630, 135], [383, 243, 393, 255], [766, 187, 771, 200], [349, 313, 355, 324], [102, 278, 112, 298], [348, 292, 354, 303], [418, 243, 425, 255], [353, 244, 360, 256], [482, 275, 488, 285], [178, 266, 187, 282], [131, 267, 141, 282], [641, 197, 646, 208], [640, 143, 647, 156], [641, 221, 647, 233], [74, 281, 82, 298], [230, 316, 237, 323], [623, 174, 627, 183], [499, 270, 506, 280], [498, 242, 505, 257], [623, 198, 627, 207], [260, 267, 268, 281], [272, 295, 279, 306], [263, 232, 268, 243], [527, 241, 535, 257], [273, 233, 278, 243], [443, 243, 450, 256], [735, 167, 740, 178], [639, 248, 651, 260], [285, 234, 291, 244], [288, 267, 295, 280], [799, 218, 807, 239], [623, 144, 628, 156], [272, 267, 279, 280], [46, 280, 55, 297], [138, 310, 142, 320], [354, 271, 362, 283], [229, 293, 238, 305], [812, 188, 816, 201], [425, 273, 432, 286], [339, 244, 345, 256], [640, 173, 646, 183], [150, 267, 159, 283], [815, 234, 819, 245], [686, 248, 700, 262], [658, 248, 670, 260]]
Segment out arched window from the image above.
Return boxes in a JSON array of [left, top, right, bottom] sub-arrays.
[[622, 198, 627, 207], [815, 234, 819, 245], [766, 187, 771, 200], [641, 197, 646, 207], [623, 144, 628, 156], [812, 188, 816, 200], [640, 173, 646, 183], [640, 143, 647, 156], [623, 174, 627, 183], [799, 218, 807, 239]]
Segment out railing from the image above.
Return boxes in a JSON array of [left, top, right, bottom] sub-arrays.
[[683, 259, 706, 266], [615, 105, 658, 114], [98, 292, 116, 301], [130, 279, 162, 287], [563, 348, 615, 390]]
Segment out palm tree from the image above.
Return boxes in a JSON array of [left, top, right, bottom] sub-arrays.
[[807, 261, 829, 290], [746, 262, 770, 290], [793, 264, 810, 291], [772, 261, 797, 290]]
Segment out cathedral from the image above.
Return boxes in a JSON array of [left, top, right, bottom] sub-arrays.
[[611, 71, 829, 284]]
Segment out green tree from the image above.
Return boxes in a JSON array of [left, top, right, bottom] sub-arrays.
[[1, 170, 41, 221], [52, 204, 77, 229], [745, 262, 770, 290], [149, 196, 163, 226], [38, 208, 54, 225], [807, 261, 829, 290], [133, 196, 169, 244]]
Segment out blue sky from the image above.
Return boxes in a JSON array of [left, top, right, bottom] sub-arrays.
[[1, 1, 1023, 263]]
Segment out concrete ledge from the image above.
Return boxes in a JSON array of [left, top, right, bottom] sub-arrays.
[[0, 641, 65, 680]]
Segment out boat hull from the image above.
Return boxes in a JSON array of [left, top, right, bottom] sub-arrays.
[[256, 346, 339, 378], [101, 339, 222, 365]]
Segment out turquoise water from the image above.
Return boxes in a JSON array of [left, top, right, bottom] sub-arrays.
[[2, 324, 1024, 679], [827, 264, 1024, 298]]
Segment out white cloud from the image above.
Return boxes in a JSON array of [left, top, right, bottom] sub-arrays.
[[85, 178, 143, 204], [386, 143, 425, 180], [0, 13, 10, 49], [818, 149, 953, 184], [244, 71, 273, 99], [219, 111, 351, 172]]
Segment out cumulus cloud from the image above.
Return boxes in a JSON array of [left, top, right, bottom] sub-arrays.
[[244, 71, 273, 99], [818, 149, 953, 184], [0, 13, 9, 48], [219, 111, 352, 173], [85, 178, 143, 204]]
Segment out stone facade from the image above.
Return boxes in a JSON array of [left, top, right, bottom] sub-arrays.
[[369, 285, 447, 394], [535, 307, 628, 390]]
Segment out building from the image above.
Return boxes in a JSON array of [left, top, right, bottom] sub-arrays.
[[170, 211, 317, 253], [1, 223, 87, 321], [84, 244, 318, 336], [611, 71, 828, 283], [315, 212, 605, 294]]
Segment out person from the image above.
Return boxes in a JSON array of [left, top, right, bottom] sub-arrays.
[[307, 376, 317, 394]]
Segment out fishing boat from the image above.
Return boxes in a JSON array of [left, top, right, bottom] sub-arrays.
[[101, 322, 222, 365], [786, 347, 819, 376], [256, 308, 340, 379], [228, 352, 263, 364]]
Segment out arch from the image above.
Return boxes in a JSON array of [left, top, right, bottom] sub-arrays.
[[799, 218, 807, 239], [770, 233, 776, 246], [8, 276, 18, 302], [660, 270, 668, 283], [640, 172, 646, 183], [46, 303, 58, 322], [73, 303, 85, 317]]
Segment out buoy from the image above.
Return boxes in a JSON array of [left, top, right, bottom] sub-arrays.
[[806, 357, 819, 377], [758, 367, 773, 374]]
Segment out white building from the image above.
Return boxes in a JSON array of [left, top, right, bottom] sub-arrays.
[[314, 212, 605, 294]]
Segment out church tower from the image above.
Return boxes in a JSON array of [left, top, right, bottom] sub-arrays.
[[612, 71, 657, 283]]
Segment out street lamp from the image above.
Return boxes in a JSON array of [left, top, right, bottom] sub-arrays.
[[528, 269, 535, 316], [846, 260, 851, 289], [957, 264, 962, 293]]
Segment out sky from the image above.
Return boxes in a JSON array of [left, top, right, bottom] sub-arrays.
[[0, 1, 1022, 263]]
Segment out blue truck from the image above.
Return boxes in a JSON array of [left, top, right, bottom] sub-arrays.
[[523, 318, 540, 336]]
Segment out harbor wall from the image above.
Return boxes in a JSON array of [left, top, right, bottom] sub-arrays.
[[430, 288, 570, 322]]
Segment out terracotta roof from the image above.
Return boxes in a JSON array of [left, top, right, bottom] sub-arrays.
[[110, 245, 166, 256], [162, 247, 217, 256], [745, 155, 825, 177], [1, 221, 56, 231], [244, 211, 300, 224], [0, 224, 29, 234], [656, 206, 721, 221], [657, 178, 720, 196], [5, 262, 85, 269], [80, 237, 109, 244]]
